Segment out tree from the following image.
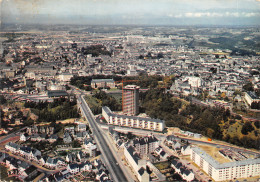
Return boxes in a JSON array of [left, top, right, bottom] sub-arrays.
[[254, 121, 260, 129], [17, 111, 23, 118], [72, 140, 81, 148], [251, 102, 258, 109], [207, 128, 215, 138], [241, 122, 254, 135], [220, 92, 226, 98], [139, 55, 144, 59], [243, 82, 254, 91], [224, 134, 231, 142], [0, 95, 7, 104], [157, 52, 164, 59], [127, 132, 135, 140]]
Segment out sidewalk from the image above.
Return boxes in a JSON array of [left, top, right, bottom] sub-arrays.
[[101, 129, 137, 182]]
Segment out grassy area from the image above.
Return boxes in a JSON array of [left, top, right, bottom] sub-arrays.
[[197, 144, 231, 164], [107, 92, 122, 102], [85, 95, 101, 108], [222, 121, 243, 138], [221, 119, 259, 140], [108, 88, 121, 92], [0, 165, 8, 180], [153, 161, 170, 170]]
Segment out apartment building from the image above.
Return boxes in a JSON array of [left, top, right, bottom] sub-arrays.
[[133, 136, 159, 157], [244, 91, 260, 106], [102, 106, 165, 132], [123, 145, 149, 182], [123, 85, 140, 116], [191, 147, 260, 181]]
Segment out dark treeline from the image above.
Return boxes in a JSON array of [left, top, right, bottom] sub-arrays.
[[70, 75, 121, 90], [70, 73, 165, 90], [0, 95, 7, 104], [251, 102, 260, 110], [93, 91, 121, 111], [81, 45, 112, 57], [140, 89, 223, 139], [87, 91, 121, 115], [24, 98, 79, 123]]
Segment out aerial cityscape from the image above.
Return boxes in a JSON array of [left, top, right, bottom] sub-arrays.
[[0, 0, 260, 182]]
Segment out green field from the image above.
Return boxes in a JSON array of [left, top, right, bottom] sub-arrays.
[[107, 92, 122, 102], [153, 161, 170, 170]]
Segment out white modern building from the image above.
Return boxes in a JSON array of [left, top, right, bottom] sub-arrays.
[[124, 145, 149, 182], [185, 76, 202, 88], [191, 147, 260, 181], [102, 106, 165, 132], [133, 136, 159, 157], [58, 73, 74, 82], [244, 91, 260, 106]]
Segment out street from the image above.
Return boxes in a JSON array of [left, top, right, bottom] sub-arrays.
[[78, 94, 128, 182]]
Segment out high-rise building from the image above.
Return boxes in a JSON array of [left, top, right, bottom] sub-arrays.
[[123, 85, 139, 116]]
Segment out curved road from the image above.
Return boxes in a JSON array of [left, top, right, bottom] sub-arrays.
[[79, 95, 128, 182]]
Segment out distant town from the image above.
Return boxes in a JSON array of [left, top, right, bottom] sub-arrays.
[[0, 25, 259, 182]]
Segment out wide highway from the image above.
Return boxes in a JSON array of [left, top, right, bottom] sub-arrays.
[[78, 95, 128, 182]]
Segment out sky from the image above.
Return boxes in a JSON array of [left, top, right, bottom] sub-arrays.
[[1, 0, 260, 25]]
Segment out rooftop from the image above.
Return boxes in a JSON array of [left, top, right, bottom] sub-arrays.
[[91, 79, 114, 83], [192, 147, 260, 169], [123, 85, 140, 89], [197, 144, 231, 164], [246, 91, 259, 100], [103, 106, 164, 124]]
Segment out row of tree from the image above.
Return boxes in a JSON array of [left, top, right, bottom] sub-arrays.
[[70, 73, 166, 91], [251, 102, 260, 110], [86, 91, 121, 115], [24, 98, 80, 123], [93, 91, 121, 111], [140, 89, 225, 140], [81, 45, 112, 57]]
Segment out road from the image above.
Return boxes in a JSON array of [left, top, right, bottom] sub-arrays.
[[78, 94, 128, 182], [100, 129, 136, 182]]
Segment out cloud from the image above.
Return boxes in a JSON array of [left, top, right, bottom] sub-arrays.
[[172, 11, 260, 18]]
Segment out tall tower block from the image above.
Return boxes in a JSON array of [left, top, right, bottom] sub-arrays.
[[123, 85, 140, 116]]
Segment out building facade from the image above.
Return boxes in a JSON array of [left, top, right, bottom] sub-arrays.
[[191, 147, 260, 181], [244, 91, 260, 106], [123, 145, 149, 182], [102, 106, 165, 132], [133, 136, 159, 157], [91, 79, 115, 88], [123, 85, 139, 116]]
